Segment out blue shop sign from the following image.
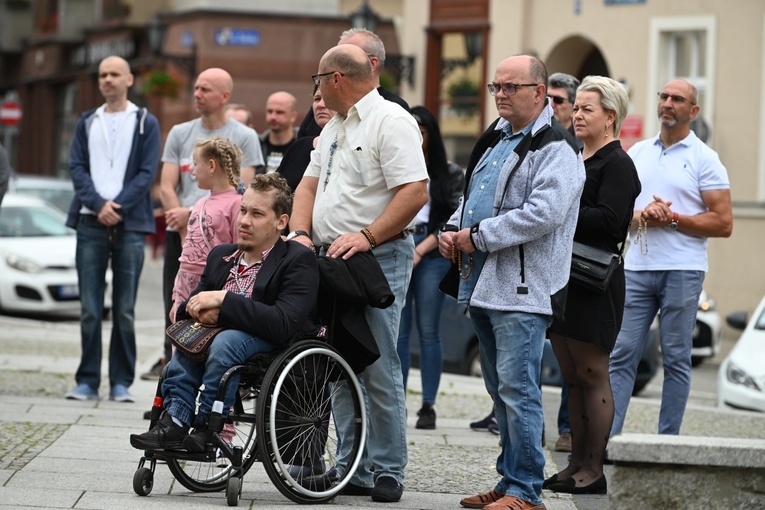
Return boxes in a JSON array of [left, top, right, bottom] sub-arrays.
[[214, 28, 261, 47]]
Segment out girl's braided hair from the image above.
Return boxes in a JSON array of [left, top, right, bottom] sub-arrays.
[[195, 137, 242, 188]]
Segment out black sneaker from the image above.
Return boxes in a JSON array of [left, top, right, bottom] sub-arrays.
[[415, 403, 436, 429], [469, 410, 495, 430], [182, 423, 212, 453], [371, 476, 403, 502], [130, 412, 188, 450], [140, 358, 166, 381]]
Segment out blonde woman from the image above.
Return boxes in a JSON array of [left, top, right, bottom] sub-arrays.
[[545, 76, 641, 495]]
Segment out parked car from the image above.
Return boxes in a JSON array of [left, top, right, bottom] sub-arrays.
[[691, 290, 723, 366], [8, 174, 75, 214], [407, 296, 660, 395], [0, 194, 111, 316], [717, 295, 765, 413]]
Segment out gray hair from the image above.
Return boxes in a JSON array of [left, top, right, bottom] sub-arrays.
[[577, 76, 630, 137], [549, 72, 580, 104], [339, 28, 386, 69]]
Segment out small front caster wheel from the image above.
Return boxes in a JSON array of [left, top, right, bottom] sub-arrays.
[[133, 467, 154, 496], [226, 476, 242, 506]]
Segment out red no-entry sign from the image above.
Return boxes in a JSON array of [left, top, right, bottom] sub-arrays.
[[0, 100, 22, 127]]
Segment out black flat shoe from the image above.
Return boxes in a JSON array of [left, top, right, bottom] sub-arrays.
[[542, 473, 559, 489], [547, 475, 607, 495]]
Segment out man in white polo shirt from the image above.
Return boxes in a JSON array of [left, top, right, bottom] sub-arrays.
[[609, 78, 733, 437]]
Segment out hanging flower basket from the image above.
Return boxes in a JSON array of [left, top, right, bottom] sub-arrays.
[[448, 77, 480, 117], [141, 70, 182, 99]]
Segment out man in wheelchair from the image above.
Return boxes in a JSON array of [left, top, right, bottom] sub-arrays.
[[130, 173, 320, 452]]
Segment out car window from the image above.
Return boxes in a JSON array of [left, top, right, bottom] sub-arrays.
[[0, 206, 73, 237], [14, 187, 75, 214]]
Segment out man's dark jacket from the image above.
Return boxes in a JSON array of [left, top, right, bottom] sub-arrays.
[[316, 251, 393, 373], [177, 240, 320, 347]]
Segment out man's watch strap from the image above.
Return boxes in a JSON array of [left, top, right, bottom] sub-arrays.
[[287, 230, 310, 240], [669, 213, 679, 230]]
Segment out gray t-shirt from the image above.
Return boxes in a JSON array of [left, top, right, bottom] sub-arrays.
[[162, 118, 263, 208]]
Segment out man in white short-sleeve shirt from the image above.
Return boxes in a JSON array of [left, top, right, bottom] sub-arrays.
[[291, 44, 428, 503], [609, 79, 733, 437]]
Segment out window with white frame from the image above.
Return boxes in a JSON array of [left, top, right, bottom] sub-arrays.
[[648, 16, 716, 143]]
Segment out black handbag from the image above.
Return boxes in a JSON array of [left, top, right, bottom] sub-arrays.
[[569, 241, 621, 294], [166, 319, 225, 361]]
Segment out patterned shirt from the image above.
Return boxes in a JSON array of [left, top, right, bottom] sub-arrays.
[[222, 246, 274, 298]]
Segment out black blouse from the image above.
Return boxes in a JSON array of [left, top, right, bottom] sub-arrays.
[[574, 140, 641, 254]]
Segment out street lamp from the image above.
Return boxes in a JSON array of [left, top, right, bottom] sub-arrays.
[[441, 31, 484, 78], [350, 0, 380, 33], [147, 16, 197, 79]]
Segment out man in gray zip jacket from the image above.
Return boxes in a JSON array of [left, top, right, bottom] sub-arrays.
[[440, 55, 584, 510]]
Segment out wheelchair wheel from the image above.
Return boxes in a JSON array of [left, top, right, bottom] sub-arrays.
[[132, 467, 153, 496], [256, 340, 366, 504], [167, 387, 259, 493]]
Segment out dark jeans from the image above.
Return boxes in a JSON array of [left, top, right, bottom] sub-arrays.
[[75, 216, 145, 389], [162, 230, 182, 362]]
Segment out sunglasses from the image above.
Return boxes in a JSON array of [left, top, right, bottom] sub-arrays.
[[657, 92, 696, 105], [548, 95, 566, 105]]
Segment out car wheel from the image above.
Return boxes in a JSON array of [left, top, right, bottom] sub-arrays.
[[691, 355, 705, 367], [467, 343, 482, 378], [102, 307, 111, 320]]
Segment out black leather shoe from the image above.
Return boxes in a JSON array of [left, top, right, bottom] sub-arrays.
[[547, 475, 607, 495], [182, 424, 212, 453], [130, 412, 188, 451], [371, 476, 403, 502], [542, 473, 559, 489], [340, 482, 373, 496]]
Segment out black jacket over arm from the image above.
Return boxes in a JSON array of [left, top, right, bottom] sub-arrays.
[[177, 239, 320, 348]]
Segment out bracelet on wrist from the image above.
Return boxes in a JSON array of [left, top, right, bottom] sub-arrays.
[[361, 227, 377, 248]]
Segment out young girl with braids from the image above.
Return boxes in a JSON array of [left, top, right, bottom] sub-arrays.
[[170, 137, 244, 320]]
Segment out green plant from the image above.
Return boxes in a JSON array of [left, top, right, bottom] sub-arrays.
[[448, 77, 480, 117], [141, 69, 182, 99]]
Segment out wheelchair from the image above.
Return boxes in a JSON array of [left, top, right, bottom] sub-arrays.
[[132, 338, 366, 506]]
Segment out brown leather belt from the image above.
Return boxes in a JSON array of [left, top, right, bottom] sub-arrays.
[[378, 230, 410, 247]]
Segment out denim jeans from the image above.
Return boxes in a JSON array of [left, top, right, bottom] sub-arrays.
[[75, 216, 145, 390], [557, 382, 571, 435], [333, 237, 413, 486], [396, 231, 451, 404], [609, 269, 703, 436], [470, 307, 548, 505], [162, 329, 276, 427]]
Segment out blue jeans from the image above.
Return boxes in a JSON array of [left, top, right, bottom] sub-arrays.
[[470, 307, 548, 505], [396, 232, 451, 404], [609, 269, 703, 436], [162, 329, 276, 427], [334, 237, 413, 486], [75, 216, 145, 390], [558, 383, 570, 435]]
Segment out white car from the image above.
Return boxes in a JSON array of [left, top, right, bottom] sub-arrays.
[[692, 290, 723, 366], [8, 173, 75, 214], [0, 194, 111, 316], [717, 295, 765, 413]]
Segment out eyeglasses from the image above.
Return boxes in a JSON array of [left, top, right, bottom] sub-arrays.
[[312, 71, 345, 87], [657, 92, 696, 105], [548, 95, 566, 105], [487, 82, 538, 97]]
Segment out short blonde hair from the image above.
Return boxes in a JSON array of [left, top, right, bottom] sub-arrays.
[[577, 76, 629, 137]]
